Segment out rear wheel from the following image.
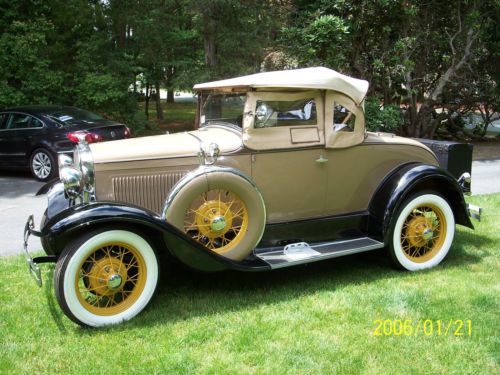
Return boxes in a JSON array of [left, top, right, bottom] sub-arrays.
[[54, 229, 159, 327], [389, 193, 455, 271], [30, 148, 56, 181]]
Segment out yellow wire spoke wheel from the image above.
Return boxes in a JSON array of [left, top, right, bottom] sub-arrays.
[[184, 189, 249, 254], [55, 230, 158, 327], [390, 193, 455, 271], [76, 242, 147, 316], [400, 204, 447, 263]]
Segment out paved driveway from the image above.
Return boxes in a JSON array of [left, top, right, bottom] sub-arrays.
[[0, 171, 46, 256], [1, 159, 499, 256]]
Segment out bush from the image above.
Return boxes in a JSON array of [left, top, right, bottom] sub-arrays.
[[365, 96, 404, 133]]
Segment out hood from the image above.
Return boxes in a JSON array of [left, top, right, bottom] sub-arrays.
[[89, 126, 243, 164]]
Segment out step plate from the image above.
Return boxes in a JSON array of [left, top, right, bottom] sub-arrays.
[[255, 237, 384, 269]]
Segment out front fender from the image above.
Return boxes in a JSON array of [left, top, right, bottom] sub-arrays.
[[40, 202, 270, 272], [368, 163, 473, 244]]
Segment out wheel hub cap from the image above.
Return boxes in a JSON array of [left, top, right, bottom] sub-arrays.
[[422, 228, 434, 241], [211, 216, 226, 231], [407, 216, 432, 247], [87, 257, 128, 296], [107, 274, 123, 289]]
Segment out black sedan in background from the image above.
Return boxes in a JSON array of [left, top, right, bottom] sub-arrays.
[[0, 106, 130, 181]]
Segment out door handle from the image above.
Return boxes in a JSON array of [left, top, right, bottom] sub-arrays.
[[315, 154, 328, 164]]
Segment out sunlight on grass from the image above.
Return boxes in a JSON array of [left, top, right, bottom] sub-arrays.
[[0, 194, 498, 373]]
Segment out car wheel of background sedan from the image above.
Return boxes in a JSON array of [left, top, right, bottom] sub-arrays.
[[30, 148, 56, 181], [389, 193, 455, 271], [165, 171, 266, 261], [54, 229, 159, 327]]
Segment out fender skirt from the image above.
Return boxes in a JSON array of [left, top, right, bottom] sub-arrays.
[[368, 163, 473, 244], [40, 202, 271, 272]]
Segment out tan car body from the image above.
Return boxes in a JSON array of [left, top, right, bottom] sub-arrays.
[[90, 93, 438, 223], [26, 67, 474, 327]]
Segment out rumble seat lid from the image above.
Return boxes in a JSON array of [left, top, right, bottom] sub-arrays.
[[193, 67, 369, 105]]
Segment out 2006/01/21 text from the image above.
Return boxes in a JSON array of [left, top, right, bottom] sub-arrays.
[[373, 319, 472, 337]]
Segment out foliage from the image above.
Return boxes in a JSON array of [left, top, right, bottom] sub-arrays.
[[0, 193, 498, 373], [0, 0, 497, 137], [365, 96, 404, 133]]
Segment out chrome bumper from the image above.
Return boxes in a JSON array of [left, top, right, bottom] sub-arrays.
[[467, 203, 481, 221], [23, 215, 57, 287], [23, 215, 42, 287], [458, 172, 471, 196]]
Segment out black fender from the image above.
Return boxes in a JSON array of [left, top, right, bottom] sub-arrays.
[[40, 202, 271, 272], [368, 163, 473, 245]]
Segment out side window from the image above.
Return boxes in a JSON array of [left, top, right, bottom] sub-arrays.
[[255, 98, 316, 128], [0, 114, 6, 129], [6, 114, 43, 129], [333, 103, 355, 132]]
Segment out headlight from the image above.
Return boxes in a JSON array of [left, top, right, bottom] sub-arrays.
[[60, 166, 82, 198], [59, 142, 95, 202]]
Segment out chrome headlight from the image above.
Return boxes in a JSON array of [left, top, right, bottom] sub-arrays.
[[59, 166, 83, 198], [59, 141, 95, 202]]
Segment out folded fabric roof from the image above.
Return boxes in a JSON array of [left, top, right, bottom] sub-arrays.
[[193, 67, 369, 105]]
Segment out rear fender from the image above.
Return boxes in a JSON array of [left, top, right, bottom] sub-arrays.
[[368, 163, 473, 245], [40, 202, 267, 272]]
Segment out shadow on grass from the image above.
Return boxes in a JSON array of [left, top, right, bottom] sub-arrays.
[[47, 228, 489, 334]]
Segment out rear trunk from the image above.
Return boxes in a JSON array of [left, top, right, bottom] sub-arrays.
[[70, 121, 128, 142], [415, 139, 473, 179]]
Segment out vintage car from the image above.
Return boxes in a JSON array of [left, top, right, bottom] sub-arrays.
[[23, 67, 477, 327]]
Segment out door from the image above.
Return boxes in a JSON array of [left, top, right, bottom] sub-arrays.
[[251, 148, 328, 222], [243, 91, 327, 223], [0, 113, 45, 166]]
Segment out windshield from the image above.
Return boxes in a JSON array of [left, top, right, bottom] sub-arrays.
[[201, 93, 246, 128], [47, 108, 104, 125]]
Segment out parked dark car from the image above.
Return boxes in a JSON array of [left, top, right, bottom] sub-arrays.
[[0, 105, 131, 181]]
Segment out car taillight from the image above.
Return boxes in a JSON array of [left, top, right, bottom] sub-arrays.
[[124, 126, 131, 138], [67, 131, 103, 144]]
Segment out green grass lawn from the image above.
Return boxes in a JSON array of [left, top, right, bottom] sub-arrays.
[[1, 194, 498, 374]]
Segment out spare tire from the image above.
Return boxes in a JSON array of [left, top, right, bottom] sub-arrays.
[[163, 167, 266, 261]]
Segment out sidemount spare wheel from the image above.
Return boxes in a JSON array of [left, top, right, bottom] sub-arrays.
[[164, 167, 266, 261], [54, 229, 159, 327], [388, 193, 455, 271]]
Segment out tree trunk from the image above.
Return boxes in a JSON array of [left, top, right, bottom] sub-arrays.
[[155, 81, 163, 121], [165, 66, 175, 104], [166, 89, 175, 104], [202, 11, 217, 70], [145, 83, 150, 120]]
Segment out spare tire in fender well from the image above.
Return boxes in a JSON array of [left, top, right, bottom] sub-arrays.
[[163, 165, 267, 261], [367, 163, 473, 244]]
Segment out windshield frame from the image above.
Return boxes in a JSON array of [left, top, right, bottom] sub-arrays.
[[199, 91, 246, 130]]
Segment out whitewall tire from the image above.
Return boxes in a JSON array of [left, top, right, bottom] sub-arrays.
[[389, 193, 455, 271], [54, 230, 159, 327]]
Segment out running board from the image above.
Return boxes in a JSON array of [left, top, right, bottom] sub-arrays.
[[254, 237, 384, 269]]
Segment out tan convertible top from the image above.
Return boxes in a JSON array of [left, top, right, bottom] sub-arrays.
[[193, 67, 369, 105]]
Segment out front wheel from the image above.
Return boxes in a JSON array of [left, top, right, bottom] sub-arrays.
[[54, 229, 159, 327], [389, 193, 455, 271]]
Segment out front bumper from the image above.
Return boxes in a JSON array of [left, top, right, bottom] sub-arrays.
[[23, 215, 56, 287]]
